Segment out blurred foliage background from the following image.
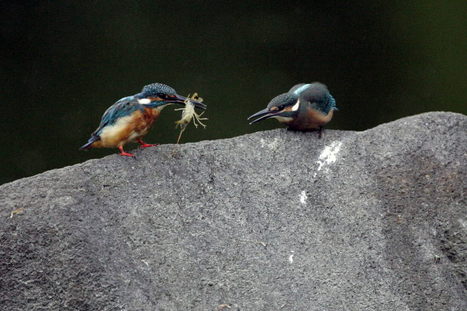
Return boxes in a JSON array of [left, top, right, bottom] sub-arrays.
[[1, 1, 466, 184]]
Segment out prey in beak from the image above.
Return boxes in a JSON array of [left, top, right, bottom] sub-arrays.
[[163, 94, 207, 110]]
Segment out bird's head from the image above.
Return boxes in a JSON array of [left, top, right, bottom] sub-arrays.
[[248, 92, 300, 124], [136, 83, 206, 110]]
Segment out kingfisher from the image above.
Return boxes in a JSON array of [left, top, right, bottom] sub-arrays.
[[80, 83, 206, 156], [248, 82, 338, 137]]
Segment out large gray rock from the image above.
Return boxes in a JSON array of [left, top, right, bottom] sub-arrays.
[[0, 112, 465, 311]]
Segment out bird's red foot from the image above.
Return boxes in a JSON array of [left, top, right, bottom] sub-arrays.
[[118, 146, 135, 157], [139, 143, 158, 148], [137, 139, 158, 148], [119, 152, 135, 157]]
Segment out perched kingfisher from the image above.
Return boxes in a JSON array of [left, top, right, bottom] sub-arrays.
[[248, 82, 338, 137], [80, 83, 206, 156]]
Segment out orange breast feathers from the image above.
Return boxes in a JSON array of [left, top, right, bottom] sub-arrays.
[[289, 108, 334, 130], [306, 107, 334, 127], [97, 108, 160, 148]]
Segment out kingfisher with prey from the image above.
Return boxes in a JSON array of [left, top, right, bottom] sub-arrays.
[[80, 83, 206, 156], [248, 82, 337, 137]]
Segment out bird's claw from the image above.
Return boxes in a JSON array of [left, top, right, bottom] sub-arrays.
[[119, 152, 135, 157], [139, 143, 158, 148], [118, 146, 135, 157], [137, 139, 158, 148]]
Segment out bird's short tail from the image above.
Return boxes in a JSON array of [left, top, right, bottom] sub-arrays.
[[79, 135, 100, 150], [329, 94, 338, 111]]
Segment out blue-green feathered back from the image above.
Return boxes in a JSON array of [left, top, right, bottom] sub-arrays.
[[94, 97, 144, 135], [310, 93, 338, 114], [299, 83, 338, 114]]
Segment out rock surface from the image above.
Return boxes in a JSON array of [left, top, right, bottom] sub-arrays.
[[0, 112, 466, 311]]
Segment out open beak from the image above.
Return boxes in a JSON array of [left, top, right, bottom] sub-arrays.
[[168, 94, 207, 110], [248, 108, 279, 124]]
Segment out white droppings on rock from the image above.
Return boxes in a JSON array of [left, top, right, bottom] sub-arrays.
[[299, 191, 307, 204], [289, 251, 295, 264], [314, 141, 343, 177]]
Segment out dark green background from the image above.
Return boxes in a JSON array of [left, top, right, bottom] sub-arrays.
[[1, 1, 466, 184]]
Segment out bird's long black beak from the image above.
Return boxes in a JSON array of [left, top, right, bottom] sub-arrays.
[[248, 108, 278, 124], [169, 94, 207, 110]]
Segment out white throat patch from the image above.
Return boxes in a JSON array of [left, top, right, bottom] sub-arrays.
[[291, 99, 300, 111]]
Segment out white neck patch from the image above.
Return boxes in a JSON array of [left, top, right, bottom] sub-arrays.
[[291, 99, 300, 111], [138, 98, 151, 105]]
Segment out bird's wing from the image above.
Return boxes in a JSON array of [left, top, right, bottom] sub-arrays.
[[300, 84, 337, 114], [93, 97, 144, 135]]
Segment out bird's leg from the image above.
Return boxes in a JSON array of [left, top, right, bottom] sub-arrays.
[[318, 126, 323, 139], [118, 146, 135, 157], [137, 138, 158, 148]]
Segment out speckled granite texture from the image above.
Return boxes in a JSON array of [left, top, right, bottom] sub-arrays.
[[1, 112, 465, 310]]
